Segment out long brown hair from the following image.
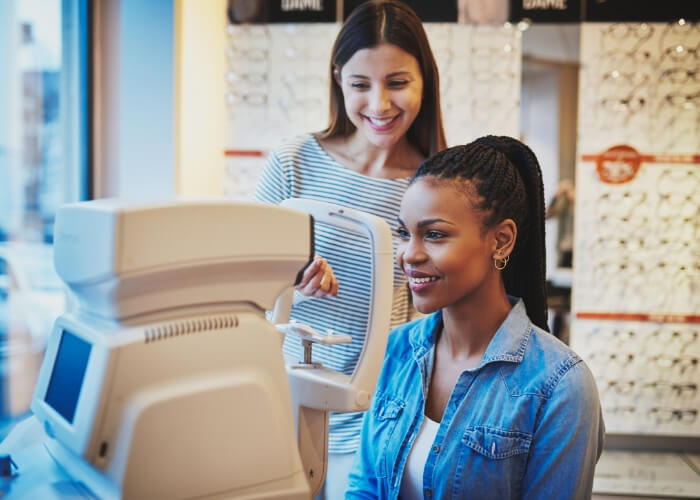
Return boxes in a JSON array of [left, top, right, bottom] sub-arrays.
[[320, 0, 446, 157]]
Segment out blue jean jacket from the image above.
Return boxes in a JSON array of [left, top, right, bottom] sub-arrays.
[[347, 298, 604, 499]]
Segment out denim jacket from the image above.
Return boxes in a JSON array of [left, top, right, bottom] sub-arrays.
[[347, 298, 604, 500]]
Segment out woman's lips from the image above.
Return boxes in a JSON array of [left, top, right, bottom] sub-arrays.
[[406, 271, 439, 292], [365, 114, 400, 131]]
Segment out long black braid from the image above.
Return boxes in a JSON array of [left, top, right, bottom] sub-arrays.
[[411, 135, 549, 332]]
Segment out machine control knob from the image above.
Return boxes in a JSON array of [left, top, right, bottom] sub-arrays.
[[355, 390, 371, 408]]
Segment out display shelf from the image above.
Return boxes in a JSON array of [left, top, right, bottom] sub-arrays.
[[572, 21, 699, 441], [593, 450, 700, 498]]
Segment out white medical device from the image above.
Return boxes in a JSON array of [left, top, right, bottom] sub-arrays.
[[0, 198, 394, 499]]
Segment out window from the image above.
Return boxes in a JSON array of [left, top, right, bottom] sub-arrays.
[[0, 0, 89, 437]]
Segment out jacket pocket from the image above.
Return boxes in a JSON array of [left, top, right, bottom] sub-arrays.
[[451, 426, 532, 499], [461, 426, 532, 459], [372, 394, 405, 479]]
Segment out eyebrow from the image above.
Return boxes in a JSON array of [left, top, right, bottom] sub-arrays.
[[397, 217, 453, 228], [347, 71, 413, 79]]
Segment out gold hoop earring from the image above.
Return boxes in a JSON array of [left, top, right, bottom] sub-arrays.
[[494, 255, 509, 270]]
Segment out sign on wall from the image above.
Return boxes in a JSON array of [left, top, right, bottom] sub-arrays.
[[586, 0, 699, 22], [228, 0, 337, 24], [509, 0, 581, 24], [509, 0, 698, 24], [343, 0, 458, 22]]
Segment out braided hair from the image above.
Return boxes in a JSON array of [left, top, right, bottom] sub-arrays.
[[411, 136, 549, 331]]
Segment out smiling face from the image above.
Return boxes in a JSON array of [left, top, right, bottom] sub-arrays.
[[337, 43, 424, 150], [397, 178, 504, 314]]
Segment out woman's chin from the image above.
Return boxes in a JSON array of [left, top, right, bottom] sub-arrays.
[[413, 299, 439, 315]]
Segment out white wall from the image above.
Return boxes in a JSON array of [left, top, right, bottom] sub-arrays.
[[520, 24, 581, 284], [520, 64, 560, 281], [92, 0, 226, 197], [93, 0, 175, 198], [521, 24, 579, 64], [175, 0, 226, 196]]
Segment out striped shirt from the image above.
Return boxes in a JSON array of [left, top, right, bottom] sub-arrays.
[[254, 133, 412, 453]]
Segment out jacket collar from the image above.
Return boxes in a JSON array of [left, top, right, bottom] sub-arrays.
[[409, 297, 532, 366]]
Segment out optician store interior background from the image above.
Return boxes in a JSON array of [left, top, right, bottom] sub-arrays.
[[0, 0, 698, 497]]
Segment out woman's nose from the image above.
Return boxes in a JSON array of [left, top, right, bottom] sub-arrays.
[[399, 238, 427, 265], [369, 87, 391, 114]]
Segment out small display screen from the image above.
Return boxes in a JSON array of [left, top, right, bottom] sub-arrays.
[[44, 330, 92, 424]]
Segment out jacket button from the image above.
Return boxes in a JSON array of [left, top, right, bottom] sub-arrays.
[[425, 489, 432, 498], [432, 444, 440, 453]]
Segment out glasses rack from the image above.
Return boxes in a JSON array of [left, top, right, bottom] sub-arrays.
[[575, 165, 698, 314], [572, 21, 699, 438], [572, 321, 699, 435], [423, 23, 521, 145], [225, 23, 337, 150], [224, 23, 338, 200], [578, 21, 699, 154]]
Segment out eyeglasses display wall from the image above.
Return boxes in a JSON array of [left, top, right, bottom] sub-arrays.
[[574, 163, 698, 315], [424, 23, 521, 146], [571, 21, 699, 438], [225, 23, 338, 151], [223, 22, 521, 200], [224, 23, 338, 199], [574, 320, 699, 435], [577, 21, 699, 154]]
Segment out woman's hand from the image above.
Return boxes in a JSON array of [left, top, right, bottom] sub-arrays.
[[295, 255, 339, 298]]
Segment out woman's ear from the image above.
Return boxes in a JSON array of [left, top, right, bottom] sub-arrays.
[[492, 218, 517, 260], [333, 66, 342, 87]]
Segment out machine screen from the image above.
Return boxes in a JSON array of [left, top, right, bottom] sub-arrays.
[[44, 330, 92, 423]]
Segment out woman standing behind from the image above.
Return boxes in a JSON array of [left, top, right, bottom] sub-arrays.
[[347, 136, 604, 499], [253, 1, 446, 497]]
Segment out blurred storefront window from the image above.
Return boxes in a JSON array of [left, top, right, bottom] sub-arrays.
[[0, 0, 88, 437]]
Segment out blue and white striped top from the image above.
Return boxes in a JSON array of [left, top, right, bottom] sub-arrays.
[[254, 133, 412, 453]]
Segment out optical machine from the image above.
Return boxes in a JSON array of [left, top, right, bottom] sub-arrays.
[[0, 197, 394, 499]]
